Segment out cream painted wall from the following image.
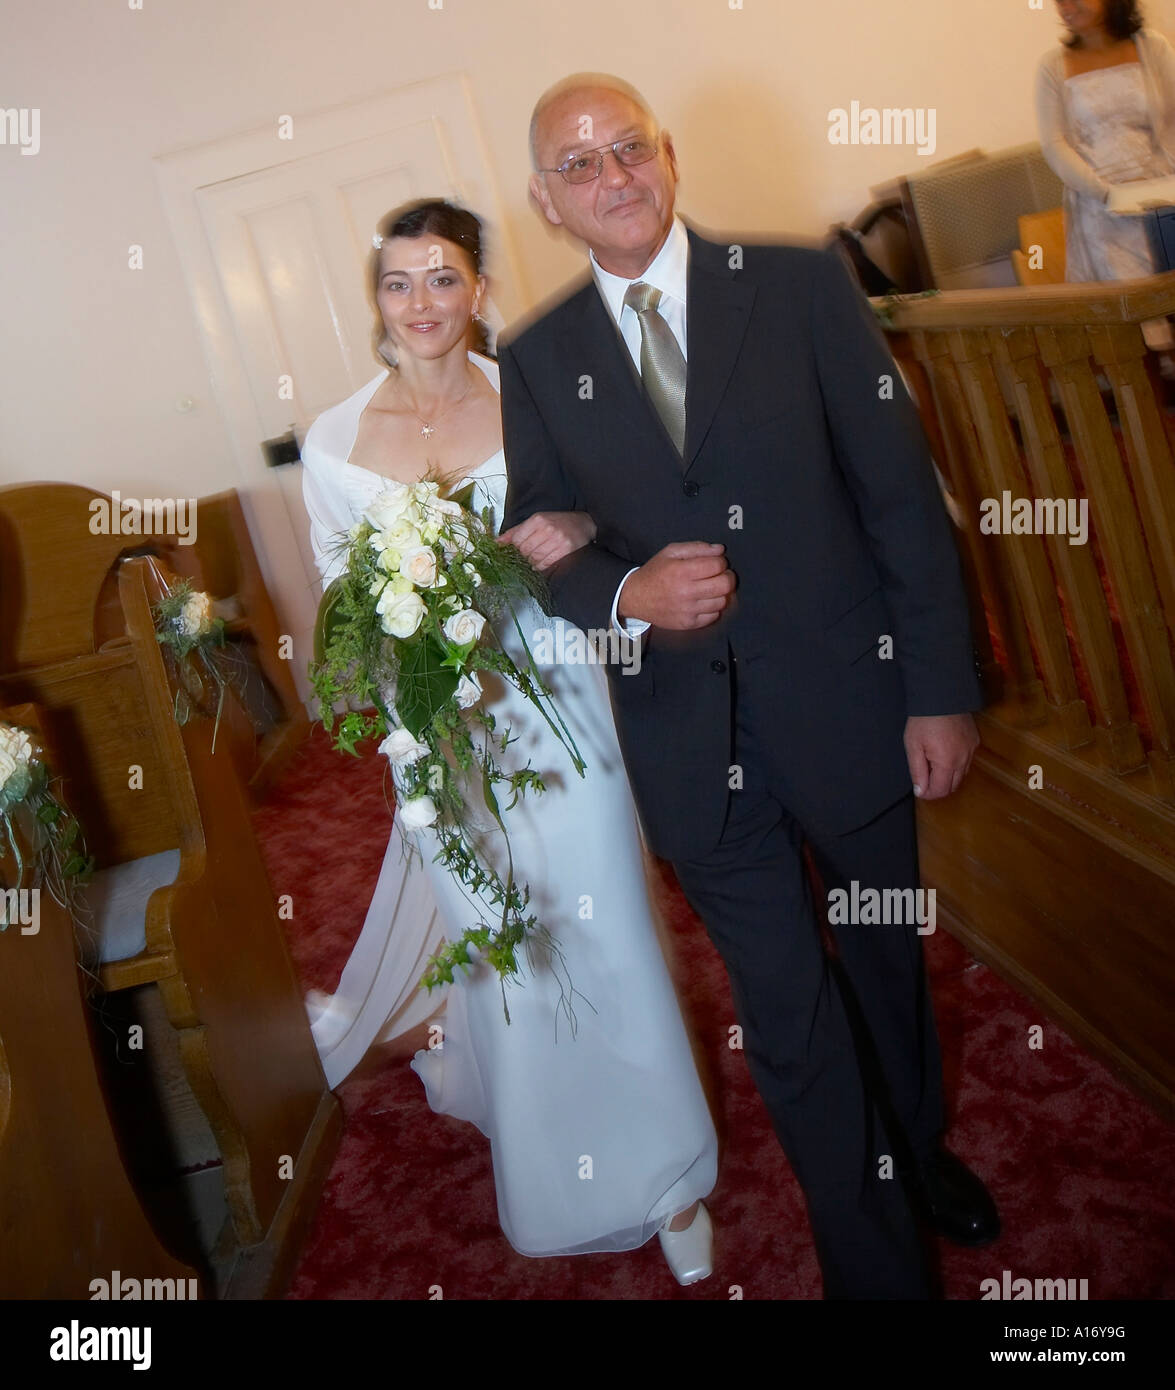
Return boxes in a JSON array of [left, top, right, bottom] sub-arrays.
[[3, 0, 1173, 504]]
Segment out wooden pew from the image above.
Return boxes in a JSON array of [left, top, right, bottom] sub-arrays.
[[0, 484, 340, 1295], [0, 482, 310, 798], [0, 701, 202, 1299]]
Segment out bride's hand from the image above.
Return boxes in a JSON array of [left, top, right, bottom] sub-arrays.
[[497, 511, 597, 573]]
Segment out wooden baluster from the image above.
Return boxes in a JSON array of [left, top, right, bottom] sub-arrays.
[[893, 332, 1001, 695], [949, 328, 1092, 747], [995, 328, 1145, 773], [1088, 323, 1175, 647], [913, 332, 1045, 718], [1039, 325, 1175, 798]]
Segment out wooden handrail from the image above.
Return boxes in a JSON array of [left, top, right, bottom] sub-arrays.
[[874, 269, 1175, 329]]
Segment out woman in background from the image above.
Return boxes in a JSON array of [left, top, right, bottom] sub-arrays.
[[1037, 1, 1175, 282]]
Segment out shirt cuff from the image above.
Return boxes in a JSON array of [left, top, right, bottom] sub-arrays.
[[611, 567, 651, 635]]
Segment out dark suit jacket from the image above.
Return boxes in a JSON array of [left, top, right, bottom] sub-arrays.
[[499, 223, 982, 862]]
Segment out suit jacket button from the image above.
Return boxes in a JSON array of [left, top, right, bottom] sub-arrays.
[[683, 480, 700, 497], [710, 659, 727, 674]]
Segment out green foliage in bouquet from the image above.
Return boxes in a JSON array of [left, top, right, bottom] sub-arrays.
[[309, 477, 586, 1022]]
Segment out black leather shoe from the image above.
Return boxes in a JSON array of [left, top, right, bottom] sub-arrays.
[[913, 1148, 1000, 1247]]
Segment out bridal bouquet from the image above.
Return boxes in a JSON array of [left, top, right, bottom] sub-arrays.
[[309, 477, 585, 1016]]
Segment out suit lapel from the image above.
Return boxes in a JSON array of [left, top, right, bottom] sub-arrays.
[[683, 227, 755, 471], [556, 226, 756, 475]]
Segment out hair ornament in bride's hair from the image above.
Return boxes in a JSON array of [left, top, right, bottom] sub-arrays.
[[372, 233, 384, 250]]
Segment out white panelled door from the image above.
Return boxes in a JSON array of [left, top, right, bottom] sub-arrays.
[[156, 77, 524, 703]]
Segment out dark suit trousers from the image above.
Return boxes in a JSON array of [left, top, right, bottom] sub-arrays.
[[669, 658, 944, 1298]]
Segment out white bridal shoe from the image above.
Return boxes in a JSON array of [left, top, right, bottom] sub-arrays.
[[657, 1202, 713, 1285]]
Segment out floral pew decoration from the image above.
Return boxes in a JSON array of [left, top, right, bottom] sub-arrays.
[[143, 557, 259, 754], [0, 719, 94, 935]]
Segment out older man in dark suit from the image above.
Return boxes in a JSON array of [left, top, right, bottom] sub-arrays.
[[498, 72, 998, 1298]]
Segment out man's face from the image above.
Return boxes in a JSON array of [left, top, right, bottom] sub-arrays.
[[530, 87, 678, 267]]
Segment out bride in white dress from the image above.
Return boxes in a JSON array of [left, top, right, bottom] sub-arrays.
[[300, 199, 718, 1277]]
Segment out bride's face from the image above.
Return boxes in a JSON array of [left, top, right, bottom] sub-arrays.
[[376, 234, 485, 363]]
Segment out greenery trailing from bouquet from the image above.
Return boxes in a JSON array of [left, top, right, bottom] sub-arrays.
[[309, 476, 585, 1021], [0, 720, 94, 932]]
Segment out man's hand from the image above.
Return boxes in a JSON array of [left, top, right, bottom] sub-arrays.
[[618, 542, 735, 629], [497, 511, 597, 573], [903, 713, 979, 799]]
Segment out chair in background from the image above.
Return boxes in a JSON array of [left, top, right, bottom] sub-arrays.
[[1012, 208, 1066, 287], [862, 143, 1065, 291]]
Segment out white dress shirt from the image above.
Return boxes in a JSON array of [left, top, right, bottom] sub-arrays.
[[589, 215, 690, 633]]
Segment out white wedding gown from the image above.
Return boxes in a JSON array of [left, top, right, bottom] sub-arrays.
[[300, 351, 718, 1256]]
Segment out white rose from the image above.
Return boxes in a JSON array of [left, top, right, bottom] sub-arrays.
[[443, 608, 486, 647], [180, 590, 213, 637], [455, 673, 482, 709], [0, 748, 16, 791], [0, 725, 32, 766], [385, 516, 423, 552], [399, 794, 438, 829], [379, 727, 430, 767], [400, 544, 439, 588], [364, 486, 414, 532], [377, 589, 425, 638]]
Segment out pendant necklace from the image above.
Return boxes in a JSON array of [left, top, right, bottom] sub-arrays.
[[397, 369, 476, 438]]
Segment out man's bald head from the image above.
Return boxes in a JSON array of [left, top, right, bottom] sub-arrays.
[[528, 72, 658, 171], [526, 73, 678, 279]]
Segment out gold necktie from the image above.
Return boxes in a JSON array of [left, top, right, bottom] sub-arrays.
[[623, 281, 686, 456]]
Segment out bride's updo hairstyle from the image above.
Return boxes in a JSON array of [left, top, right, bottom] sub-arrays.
[[1062, 0, 1142, 47], [369, 198, 491, 367]]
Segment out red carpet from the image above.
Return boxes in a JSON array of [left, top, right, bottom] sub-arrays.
[[253, 728, 1175, 1300]]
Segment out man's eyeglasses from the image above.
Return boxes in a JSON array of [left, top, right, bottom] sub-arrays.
[[541, 137, 659, 185]]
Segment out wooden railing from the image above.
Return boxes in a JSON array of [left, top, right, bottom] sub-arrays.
[[879, 274, 1175, 1116]]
